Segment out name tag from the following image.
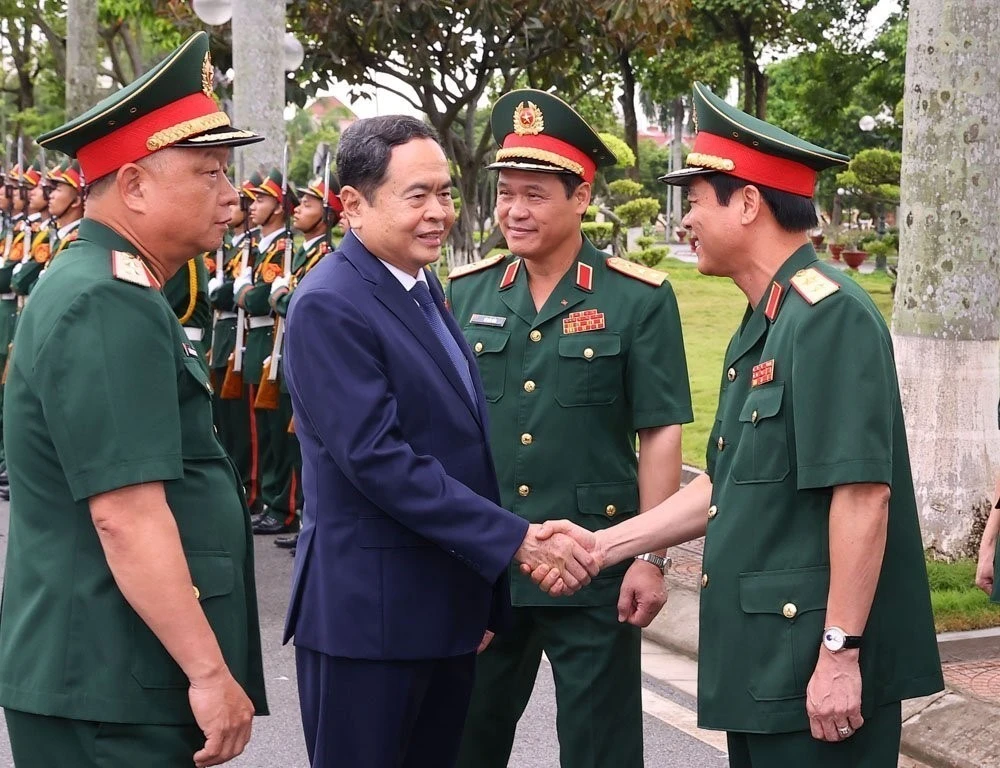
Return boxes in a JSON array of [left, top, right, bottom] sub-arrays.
[[469, 313, 506, 327]]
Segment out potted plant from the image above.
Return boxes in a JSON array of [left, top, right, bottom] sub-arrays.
[[674, 226, 688, 243], [809, 227, 826, 251], [839, 229, 869, 270]]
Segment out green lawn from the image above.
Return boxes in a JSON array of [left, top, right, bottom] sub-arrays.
[[662, 256, 895, 468], [925, 558, 1000, 632]]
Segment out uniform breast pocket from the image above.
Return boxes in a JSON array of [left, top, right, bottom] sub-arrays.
[[179, 355, 227, 459], [468, 328, 509, 403], [556, 333, 623, 407], [730, 383, 789, 484]]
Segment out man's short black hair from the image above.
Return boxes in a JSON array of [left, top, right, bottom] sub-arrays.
[[556, 172, 584, 198], [705, 173, 818, 233], [337, 116, 440, 204]]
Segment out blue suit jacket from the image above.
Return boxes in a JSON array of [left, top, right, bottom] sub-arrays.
[[283, 232, 529, 659]]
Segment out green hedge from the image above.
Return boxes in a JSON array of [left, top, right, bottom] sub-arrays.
[[629, 246, 669, 268], [614, 197, 661, 228]]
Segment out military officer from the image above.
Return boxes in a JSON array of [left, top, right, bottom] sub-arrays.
[[0, 32, 268, 767], [268, 175, 342, 550], [209, 172, 262, 516], [449, 90, 693, 768], [536, 82, 944, 767], [234, 168, 299, 535]]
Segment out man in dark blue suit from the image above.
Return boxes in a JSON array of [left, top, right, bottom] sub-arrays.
[[283, 116, 599, 768]]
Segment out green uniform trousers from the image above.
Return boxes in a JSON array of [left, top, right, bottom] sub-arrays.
[[5, 709, 203, 768], [251, 387, 298, 524], [211, 381, 258, 514], [457, 604, 643, 768], [726, 701, 902, 768]]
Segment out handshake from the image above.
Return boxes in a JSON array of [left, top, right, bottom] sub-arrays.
[[513, 521, 607, 597]]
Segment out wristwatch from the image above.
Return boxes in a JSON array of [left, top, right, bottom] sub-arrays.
[[634, 553, 671, 574], [822, 626, 863, 653]]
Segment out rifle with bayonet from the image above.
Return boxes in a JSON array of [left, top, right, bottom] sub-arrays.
[[220, 185, 254, 400]]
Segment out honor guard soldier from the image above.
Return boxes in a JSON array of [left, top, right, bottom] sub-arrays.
[[268, 175, 342, 551], [0, 164, 21, 500], [10, 159, 50, 301], [209, 172, 263, 516], [40, 159, 85, 275], [552, 82, 945, 768], [234, 167, 300, 535], [449, 90, 694, 768], [164, 253, 213, 359], [0, 32, 268, 767]]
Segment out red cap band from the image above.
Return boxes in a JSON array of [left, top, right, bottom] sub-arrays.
[[500, 134, 598, 183], [77, 93, 222, 181], [691, 133, 817, 197]]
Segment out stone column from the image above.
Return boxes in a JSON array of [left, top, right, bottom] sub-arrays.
[[892, 0, 1000, 556], [232, 0, 286, 177]]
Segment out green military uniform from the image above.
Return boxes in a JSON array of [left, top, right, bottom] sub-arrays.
[[163, 254, 213, 359], [210, 217, 261, 514], [449, 90, 693, 768], [11, 161, 54, 300], [661, 83, 943, 766], [0, 32, 268, 766], [33, 159, 84, 288], [238, 168, 300, 533]]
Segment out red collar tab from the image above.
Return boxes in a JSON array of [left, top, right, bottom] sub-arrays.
[[576, 261, 594, 292], [764, 281, 783, 322], [499, 258, 521, 290]]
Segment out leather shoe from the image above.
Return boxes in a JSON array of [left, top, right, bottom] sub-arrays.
[[274, 533, 299, 549], [253, 515, 297, 535]]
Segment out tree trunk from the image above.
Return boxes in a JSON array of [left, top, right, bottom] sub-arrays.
[[892, 0, 1000, 557], [670, 96, 685, 228], [754, 67, 768, 119], [66, 0, 100, 115], [618, 49, 639, 180], [232, 0, 286, 179]]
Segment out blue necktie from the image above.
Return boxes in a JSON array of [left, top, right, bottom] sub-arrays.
[[409, 281, 477, 404]]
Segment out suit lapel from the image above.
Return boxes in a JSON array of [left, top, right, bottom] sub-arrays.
[[341, 235, 482, 425]]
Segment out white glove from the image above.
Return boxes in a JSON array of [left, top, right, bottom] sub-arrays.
[[207, 275, 224, 295], [12, 263, 24, 276], [37, 268, 47, 281], [233, 268, 253, 295], [269, 275, 290, 296]]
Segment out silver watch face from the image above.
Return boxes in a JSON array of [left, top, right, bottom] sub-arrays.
[[823, 627, 846, 651]]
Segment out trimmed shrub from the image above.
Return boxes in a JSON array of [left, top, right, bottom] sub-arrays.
[[608, 179, 644, 204], [629, 246, 669, 268], [581, 222, 614, 249], [584, 205, 599, 222], [614, 197, 661, 228]]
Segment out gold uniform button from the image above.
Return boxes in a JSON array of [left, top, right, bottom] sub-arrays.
[[529, 330, 542, 342], [193, 586, 201, 599], [605, 504, 616, 518], [717, 436, 726, 451], [751, 409, 759, 424], [520, 433, 533, 446], [727, 367, 737, 382], [518, 484, 530, 497], [524, 380, 536, 393], [701, 573, 709, 588], [474, 342, 484, 353], [782, 602, 798, 619], [583, 347, 595, 360], [707, 505, 718, 520]]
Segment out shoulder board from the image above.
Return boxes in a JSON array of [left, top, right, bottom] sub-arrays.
[[110, 250, 155, 289], [789, 267, 840, 306], [605, 257, 667, 287], [448, 253, 506, 280]]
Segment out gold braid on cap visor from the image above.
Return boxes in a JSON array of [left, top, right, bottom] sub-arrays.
[[494, 147, 585, 177], [686, 152, 736, 172], [146, 112, 231, 151]]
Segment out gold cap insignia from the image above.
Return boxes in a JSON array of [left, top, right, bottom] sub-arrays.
[[513, 101, 544, 136], [202, 51, 214, 98]]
